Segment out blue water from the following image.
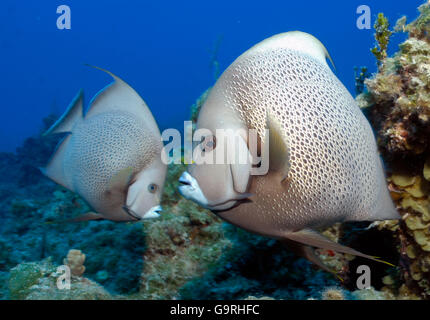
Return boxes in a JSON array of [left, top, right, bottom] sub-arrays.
[[0, 0, 423, 151]]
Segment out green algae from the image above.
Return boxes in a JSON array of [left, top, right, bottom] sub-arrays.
[[371, 13, 393, 67], [9, 260, 50, 300]]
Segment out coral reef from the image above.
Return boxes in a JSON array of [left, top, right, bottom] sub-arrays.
[[404, 4, 430, 39], [354, 66, 370, 96], [177, 224, 339, 300], [0, 116, 146, 298], [357, 2, 430, 299], [8, 258, 115, 300], [137, 167, 229, 299], [0, 186, 146, 297]]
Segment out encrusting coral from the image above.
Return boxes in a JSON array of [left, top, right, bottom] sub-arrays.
[[321, 287, 346, 300], [64, 249, 86, 277]]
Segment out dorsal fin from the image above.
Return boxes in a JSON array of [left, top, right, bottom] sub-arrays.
[[282, 31, 336, 70], [39, 134, 74, 191], [250, 31, 336, 71], [44, 89, 83, 135], [264, 110, 290, 182], [83, 66, 158, 133]]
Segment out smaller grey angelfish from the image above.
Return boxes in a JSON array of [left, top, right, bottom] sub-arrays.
[[42, 66, 166, 221]]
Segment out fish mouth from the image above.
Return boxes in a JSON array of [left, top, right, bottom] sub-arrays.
[[178, 171, 195, 190], [178, 171, 209, 207], [178, 175, 191, 186], [122, 205, 162, 220], [178, 171, 249, 211], [143, 205, 163, 219]]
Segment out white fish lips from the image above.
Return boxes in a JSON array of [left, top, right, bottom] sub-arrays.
[[143, 205, 163, 219], [178, 171, 209, 208], [123, 205, 163, 220]]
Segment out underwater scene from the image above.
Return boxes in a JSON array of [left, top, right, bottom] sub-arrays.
[[2, 0, 430, 301]]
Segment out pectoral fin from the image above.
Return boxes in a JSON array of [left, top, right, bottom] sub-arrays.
[[265, 110, 290, 182], [230, 135, 252, 193], [109, 167, 134, 192], [284, 229, 395, 267]]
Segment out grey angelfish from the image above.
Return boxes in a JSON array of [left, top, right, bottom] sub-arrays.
[[42, 66, 166, 221], [178, 31, 399, 274]]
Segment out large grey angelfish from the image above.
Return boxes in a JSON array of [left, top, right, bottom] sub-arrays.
[[42, 66, 166, 221], [178, 31, 400, 274]]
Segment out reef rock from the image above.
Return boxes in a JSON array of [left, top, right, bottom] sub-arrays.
[[358, 2, 430, 299], [8, 258, 115, 300]]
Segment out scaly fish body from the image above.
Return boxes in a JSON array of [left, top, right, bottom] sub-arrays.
[[214, 43, 398, 231]]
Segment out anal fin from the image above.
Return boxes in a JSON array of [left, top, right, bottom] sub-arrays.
[[281, 239, 344, 281], [284, 229, 395, 267]]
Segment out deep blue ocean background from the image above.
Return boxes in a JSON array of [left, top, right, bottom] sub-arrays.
[[0, 0, 424, 151]]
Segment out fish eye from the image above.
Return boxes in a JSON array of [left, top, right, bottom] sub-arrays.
[[200, 135, 216, 152], [148, 183, 158, 193]]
